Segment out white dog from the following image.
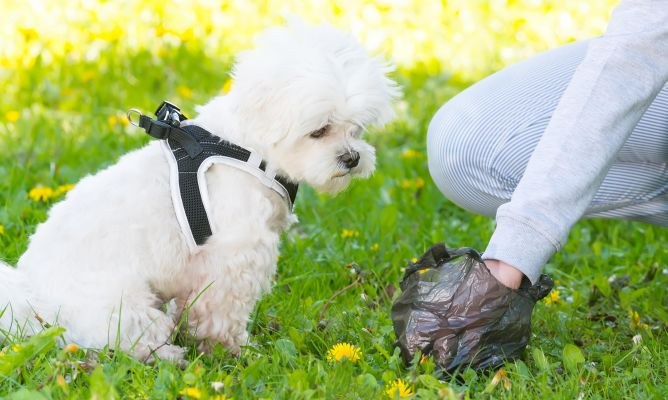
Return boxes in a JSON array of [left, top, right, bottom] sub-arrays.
[[0, 21, 398, 362]]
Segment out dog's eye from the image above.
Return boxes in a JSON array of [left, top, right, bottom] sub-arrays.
[[309, 125, 329, 139]]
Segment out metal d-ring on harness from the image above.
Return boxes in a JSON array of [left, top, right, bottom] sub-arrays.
[[127, 101, 298, 249]]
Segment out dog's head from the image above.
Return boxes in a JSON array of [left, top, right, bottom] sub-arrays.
[[223, 21, 399, 193]]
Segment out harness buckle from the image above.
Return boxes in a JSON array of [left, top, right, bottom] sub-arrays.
[[155, 101, 187, 127]]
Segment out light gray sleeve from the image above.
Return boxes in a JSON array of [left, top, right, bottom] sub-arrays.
[[483, 0, 668, 283]]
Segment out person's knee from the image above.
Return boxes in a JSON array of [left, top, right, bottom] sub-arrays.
[[427, 102, 505, 217]]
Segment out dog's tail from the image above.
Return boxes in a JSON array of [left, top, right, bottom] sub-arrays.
[[0, 261, 33, 334]]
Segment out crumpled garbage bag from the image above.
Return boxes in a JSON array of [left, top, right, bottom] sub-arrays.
[[391, 243, 553, 372]]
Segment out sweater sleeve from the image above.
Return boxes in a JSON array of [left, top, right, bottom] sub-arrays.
[[483, 0, 668, 283]]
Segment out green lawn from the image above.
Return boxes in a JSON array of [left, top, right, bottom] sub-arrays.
[[1, 41, 666, 399]]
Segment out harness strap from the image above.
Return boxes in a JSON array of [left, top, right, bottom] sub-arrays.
[[138, 114, 204, 158], [131, 101, 298, 248]]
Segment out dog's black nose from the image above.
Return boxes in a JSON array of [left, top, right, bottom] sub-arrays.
[[339, 150, 360, 169]]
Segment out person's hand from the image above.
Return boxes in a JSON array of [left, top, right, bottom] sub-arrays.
[[392, 243, 553, 372], [484, 259, 524, 289]]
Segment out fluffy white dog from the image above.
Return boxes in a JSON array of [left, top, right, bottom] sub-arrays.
[[0, 21, 398, 362]]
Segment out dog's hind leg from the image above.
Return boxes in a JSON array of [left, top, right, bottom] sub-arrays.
[[63, 295, 186, 363], [114, 305, 186, 363]]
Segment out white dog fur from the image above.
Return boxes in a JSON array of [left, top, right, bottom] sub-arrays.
[[0, 21, 398, 362]]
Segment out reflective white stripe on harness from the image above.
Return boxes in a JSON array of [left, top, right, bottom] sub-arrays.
[[131, 101, 298, 250], [160, 140, 293, 251]]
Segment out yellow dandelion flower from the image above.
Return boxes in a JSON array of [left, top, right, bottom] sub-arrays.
[[81, 71, 96, 83], [5, 110, 20, 123], [54, 184, 75, 196], [326, 342, 361, 363], [155, 25, 168, 37], [11, 344, 21, 352], [177, 85, 193, 99], [400, 179, 413, 189], [0, 224, 4, 235], [179, 387, 202, 399], [385, 378, 413, 398], [414, 177, 425, 189], [98, 26, 123, 42], [19, 27, 38, 41], [178, 28, 195, 42], [543, 289, 560, 305], [629, 309, 649, 330], [222, 79, 234, 94], [56, 375, 67, 388], [29, 186, 55, 202], [341, 229, 360, 239], [401, 149, 422, 159], [399, 178, 425, 190], [370, 243, 380, 252], [105, 114, 128, 128], [64, 343, 79, 353]]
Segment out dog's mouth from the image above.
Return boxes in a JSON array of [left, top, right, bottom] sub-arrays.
[[331, 170, 352, 179]]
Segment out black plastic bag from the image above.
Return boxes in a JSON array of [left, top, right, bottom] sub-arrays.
[[391, 243, 553, 372]]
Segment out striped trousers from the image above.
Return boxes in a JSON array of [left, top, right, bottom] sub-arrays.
[[427, 40, 668, 226]]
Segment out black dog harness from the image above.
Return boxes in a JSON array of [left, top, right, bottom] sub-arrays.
[[128, 101, 298, 250]]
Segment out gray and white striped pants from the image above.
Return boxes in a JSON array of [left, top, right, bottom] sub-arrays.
[[427, 40, 668, 226]]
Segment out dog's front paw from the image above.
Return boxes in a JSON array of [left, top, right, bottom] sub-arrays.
[[155, 344, 187, 363], [197, 339, 240, 356], [140, 344, 187, 366], [197, 331, 247, 357], [197, 339, 214, 355]]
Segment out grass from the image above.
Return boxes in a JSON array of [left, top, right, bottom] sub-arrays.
[[1, 39, 667, 400]]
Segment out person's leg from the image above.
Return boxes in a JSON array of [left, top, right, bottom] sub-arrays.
[[427, 40, 668, 226]]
